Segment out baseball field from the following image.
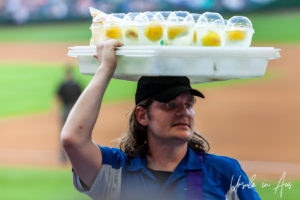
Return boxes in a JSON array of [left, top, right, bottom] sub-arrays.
[[0, 11, 300, 199]]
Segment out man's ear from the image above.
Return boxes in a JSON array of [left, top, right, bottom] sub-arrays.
[[135, 106, 148, 126]]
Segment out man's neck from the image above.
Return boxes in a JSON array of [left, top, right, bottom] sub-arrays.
[[146, 139, 188, 172]]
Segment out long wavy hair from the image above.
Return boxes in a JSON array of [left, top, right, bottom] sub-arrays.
[[119, 98, 210, 158]]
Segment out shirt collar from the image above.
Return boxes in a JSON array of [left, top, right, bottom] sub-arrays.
[[126, 147, 202, 172], [126, 153, 147, 172]]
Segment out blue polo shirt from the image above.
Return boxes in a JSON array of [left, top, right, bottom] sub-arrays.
[[73, 146, 261, 200]]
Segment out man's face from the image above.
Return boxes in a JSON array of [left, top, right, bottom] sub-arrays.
[[146, 92, 195, 143]]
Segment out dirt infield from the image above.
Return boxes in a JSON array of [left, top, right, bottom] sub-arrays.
[[0, 43, 299, 179], [0, 42, 81, 63]]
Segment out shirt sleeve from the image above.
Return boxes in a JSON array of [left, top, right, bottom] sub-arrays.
[[72, 146, 127, 200], [226, 159, 261, 200]]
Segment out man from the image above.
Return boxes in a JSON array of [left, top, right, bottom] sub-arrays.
[[56, 65, 82, 162], [61, 39, 260, 200]]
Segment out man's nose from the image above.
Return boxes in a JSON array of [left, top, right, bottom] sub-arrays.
[[176, 103, 189, 116]]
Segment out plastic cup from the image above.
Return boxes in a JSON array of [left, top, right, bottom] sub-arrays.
[[134, 12, 164, 46], [123, 12, 140, 46], [196, 12, 225, 47], [89, 9, 107, 46], [166, 11, 194, 46], [90, 22, 105, 46], [103, 13, 125, 43], [225, 16, 254, 47]]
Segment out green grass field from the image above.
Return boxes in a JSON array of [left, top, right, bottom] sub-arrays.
[[248, 11, 300, 43], [0, 166, 89, 200], [0, 166, 299, 200]]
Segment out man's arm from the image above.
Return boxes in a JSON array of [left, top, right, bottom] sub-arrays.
[[60, 39, 123, 188]]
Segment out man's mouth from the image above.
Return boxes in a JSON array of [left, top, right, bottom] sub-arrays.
[[172, 123, 190, 128]]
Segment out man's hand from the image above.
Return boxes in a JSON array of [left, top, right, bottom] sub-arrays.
[[94, 38, 124, 75]]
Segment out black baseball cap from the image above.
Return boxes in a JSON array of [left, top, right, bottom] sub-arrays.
[[135, 76, 204, 105]]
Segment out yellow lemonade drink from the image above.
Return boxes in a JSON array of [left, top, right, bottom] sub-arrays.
[[103, 13, 125, 43], [144, 21, 164, 44], [137, 12, 164, 46], [196, 12, 225, 47], [123, 12, 140, 46], [166, 11, 194, 46], [224, 16, 254, 47]]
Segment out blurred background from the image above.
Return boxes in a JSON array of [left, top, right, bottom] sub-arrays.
[[0, 0, 300, 199]]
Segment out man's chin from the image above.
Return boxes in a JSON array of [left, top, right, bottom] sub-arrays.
[[172, 131, 193, 142]]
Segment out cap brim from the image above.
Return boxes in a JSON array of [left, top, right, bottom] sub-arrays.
[[152, 86, 204, 103]]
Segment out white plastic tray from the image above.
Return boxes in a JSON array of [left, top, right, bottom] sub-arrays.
[[68, 46, 280, 83]]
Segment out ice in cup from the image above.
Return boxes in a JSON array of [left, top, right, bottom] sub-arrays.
[[225, 16, 254, 47], [196, 12, 225, 47], [89, 7, 107, 46], [123, 12, 140, 46], [166, 11, 194, 46], [104, 13, 125, 43], [136, 12, 164, 46]]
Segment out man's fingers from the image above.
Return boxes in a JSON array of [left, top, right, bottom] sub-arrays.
[[96, 39, 123, 58], [114, 40, 124, 47], [107, 39, 124, 50], [99, 39, 124, 48]]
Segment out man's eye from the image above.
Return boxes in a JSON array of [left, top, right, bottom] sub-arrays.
[[166, 103, 175, 108], [185, 103, 193, 109]]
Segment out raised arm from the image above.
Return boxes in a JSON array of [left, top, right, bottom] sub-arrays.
[[61, 39, 123, 188]]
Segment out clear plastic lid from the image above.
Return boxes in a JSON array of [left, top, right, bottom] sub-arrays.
[[167, 12, 179, 23], [124, 12, 139, 21], [167, 11, 193, 25], [124, 12, 139, 25], [196, 12, 225, 30], [151, 12, 165, 22], [201, 12, 224, 24], [183, 13, 195, 25], [134, 13, 149, 25], [174, 11, 190, 21], [196, 15, 208, 27], [105, 13, 125, 26], [211, 19, 225, 30], [226, 16, 254, 31]]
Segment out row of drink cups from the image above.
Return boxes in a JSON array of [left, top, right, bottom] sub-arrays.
[[89, 8, 254, 47]]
